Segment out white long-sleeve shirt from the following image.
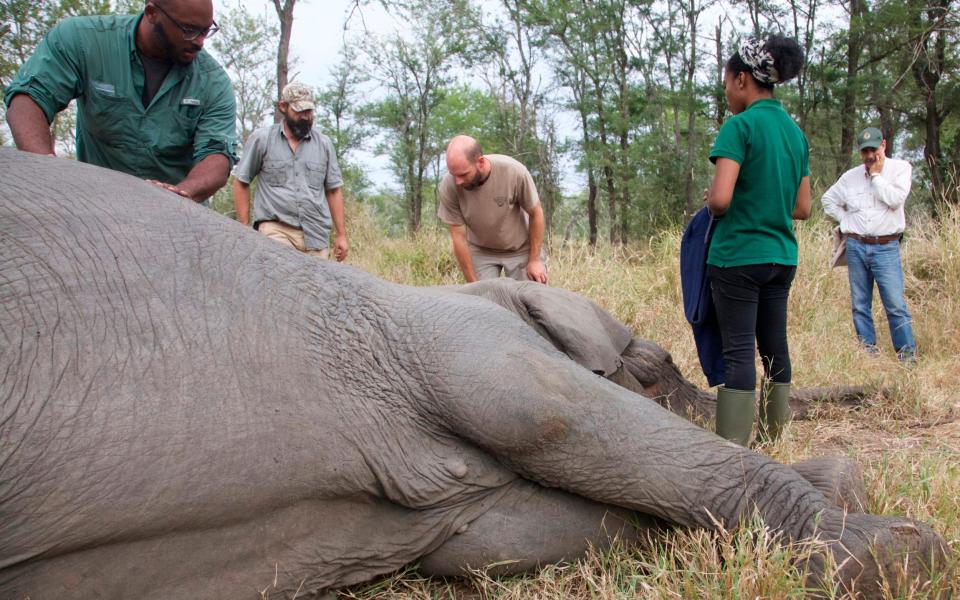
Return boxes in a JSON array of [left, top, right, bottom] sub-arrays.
[[821, 157, 912, 236]]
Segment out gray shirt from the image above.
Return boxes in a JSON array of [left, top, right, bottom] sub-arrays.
[[233, 123, 343, 250]]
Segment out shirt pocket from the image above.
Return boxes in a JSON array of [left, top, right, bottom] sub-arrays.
[[155, 106, 201, 158], [847, 188, 874, 213], [83, 88, 133, 144], [260, 159, 289, 186], [305, 162, 326, 190]]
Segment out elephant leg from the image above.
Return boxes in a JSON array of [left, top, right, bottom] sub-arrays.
[[790, 456, 868, 514], [419, 479, 659, 577], [436, 346, 948, 597]]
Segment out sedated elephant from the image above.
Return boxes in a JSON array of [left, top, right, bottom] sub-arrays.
[[448, 278, 868, 426], [0, 149, 948, 598]]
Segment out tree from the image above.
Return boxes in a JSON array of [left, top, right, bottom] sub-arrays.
[[317, 45, 369, 162], [0, 0, 120, 152], [904, 0, 956, 206], [469, 0, 560, 232], [209, 1, 278, 147], [522, 0, 625, 243], [271, 0, 297, 122], [837, 0, 867, 177], [316, 45, 373, 197], [361, 0, 471, 233]]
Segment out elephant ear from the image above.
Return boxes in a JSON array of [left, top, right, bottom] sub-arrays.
[[516, 283, 633, 376]]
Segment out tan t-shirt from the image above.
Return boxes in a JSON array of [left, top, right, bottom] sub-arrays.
[[437, 154, 540, 253]]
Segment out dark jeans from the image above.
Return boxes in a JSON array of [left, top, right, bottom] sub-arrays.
[[708, 263, 796, 391]]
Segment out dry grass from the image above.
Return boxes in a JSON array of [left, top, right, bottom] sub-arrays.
[[338, 203, 960, 599]]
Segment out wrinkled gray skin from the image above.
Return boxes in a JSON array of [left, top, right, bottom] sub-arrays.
[[0, 150, 947, 599], [448, 280, 868, 425]]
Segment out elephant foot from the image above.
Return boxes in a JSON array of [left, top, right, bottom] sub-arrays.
[[806, 511, 951, 598], [790, 457, 867, 514]]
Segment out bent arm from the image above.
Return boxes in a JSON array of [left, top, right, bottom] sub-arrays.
[[793, 176, 812, 220], [448, 225, 477, 283], [4, 21, 83, 156], [7, 94, 55, 155], [326, 186, 348, 262], [705, 158, 740, 216], [820, 179, 847, 223], [176, 154, 231, 203], [233, 178, 252, 226], [872, 163, 912, 210], [526, 203, 547, 284]]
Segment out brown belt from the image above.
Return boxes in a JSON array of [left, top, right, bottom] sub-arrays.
[[846, 232, 902, 244]]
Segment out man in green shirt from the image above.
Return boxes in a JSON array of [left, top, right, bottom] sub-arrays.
[[4, 0, 237, 202]]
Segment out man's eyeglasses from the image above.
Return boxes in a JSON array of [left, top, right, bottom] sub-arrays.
[[152, 3, 219, 41]]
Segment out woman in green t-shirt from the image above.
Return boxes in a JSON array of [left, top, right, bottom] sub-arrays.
[[704, 35, 812, 446]]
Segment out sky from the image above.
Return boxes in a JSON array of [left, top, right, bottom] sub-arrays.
[[211, 0, 402, 189], [211, 0, 395, 86]]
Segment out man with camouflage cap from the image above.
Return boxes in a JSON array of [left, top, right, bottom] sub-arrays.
[[822, 127, 917, 361], [233, 81, 348, 261]]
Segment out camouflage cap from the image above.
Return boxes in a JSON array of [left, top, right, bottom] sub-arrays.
[[280, 82, 315, 112], [857, 127, 883, 150]]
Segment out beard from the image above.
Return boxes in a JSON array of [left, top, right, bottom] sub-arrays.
[[285, 116, 313, 140], [151, 22, 200, 66], [459, 170, 485, 191]]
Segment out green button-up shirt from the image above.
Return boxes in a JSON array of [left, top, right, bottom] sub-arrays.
[[4, 13, 237, 184]]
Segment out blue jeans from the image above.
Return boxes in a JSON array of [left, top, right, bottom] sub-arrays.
[[845, 238, 916, 358]]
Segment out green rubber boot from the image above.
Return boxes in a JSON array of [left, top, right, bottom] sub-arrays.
[[758, 381, 791, 442], [715, 386, 756, 446]]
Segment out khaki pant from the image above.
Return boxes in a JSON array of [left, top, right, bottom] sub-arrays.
[[258, 221, 329, 259], [471, 246, 546, 281]]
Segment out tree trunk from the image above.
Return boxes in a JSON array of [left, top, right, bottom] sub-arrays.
[[838, 0, 865, 177], [591, 83, 619, 245], [272, 0, 296, 123], [603, 166, 617, 244], [537, 120, 559, 235], [909, 0, 949, 207], [714, 19, 725, 128], [576, 103, 599, 246], [683, 0, 700, 220]]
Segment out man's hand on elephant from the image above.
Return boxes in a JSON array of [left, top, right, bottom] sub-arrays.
[[146, 179, 191, 198], [527, 259, 548, 284], [333, 234, 349, 262]]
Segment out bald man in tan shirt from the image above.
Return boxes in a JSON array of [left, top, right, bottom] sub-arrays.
[[437, 135, 548, 283]]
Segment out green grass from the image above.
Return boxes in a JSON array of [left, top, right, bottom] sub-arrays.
[[338, 203, 960, 599]]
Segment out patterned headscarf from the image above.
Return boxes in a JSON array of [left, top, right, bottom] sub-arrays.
[[738, 37, 780, 84]]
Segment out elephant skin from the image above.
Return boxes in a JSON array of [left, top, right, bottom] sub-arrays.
[[0, 150, 949, 599], [448, 279, 868, 425]]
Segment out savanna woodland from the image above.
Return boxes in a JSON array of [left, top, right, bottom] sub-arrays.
[[2, 0, 959, 598]]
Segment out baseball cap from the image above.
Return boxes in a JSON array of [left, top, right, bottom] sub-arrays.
[[281, 82, 315, 112], [857, 127, 883, 150]]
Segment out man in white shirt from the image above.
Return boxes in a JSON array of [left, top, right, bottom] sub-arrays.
[[822, 127, 917, 361]]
